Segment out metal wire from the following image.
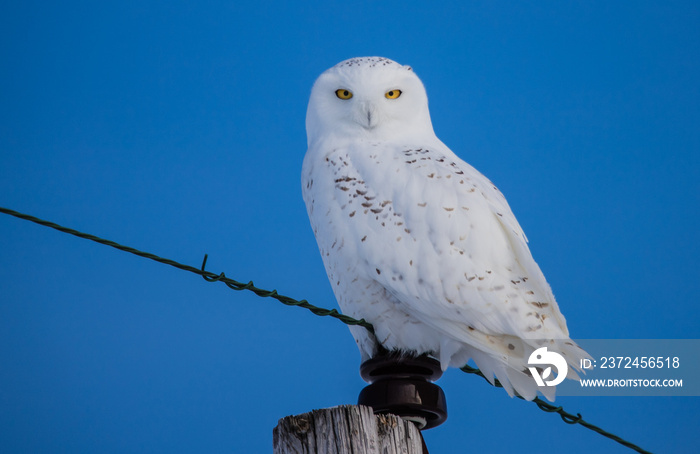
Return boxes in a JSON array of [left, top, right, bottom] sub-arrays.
[[1, 206, 651, 454], [460, 365, 652, 454], [0, 206, 373, 332]]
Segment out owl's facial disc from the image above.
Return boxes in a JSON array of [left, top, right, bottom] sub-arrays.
[[306, 57, 435, 146]]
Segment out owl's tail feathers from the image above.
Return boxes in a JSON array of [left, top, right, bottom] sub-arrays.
[[441, 337, 591, 402], [469, 350, 554, 401], [439, 339, 536, 399], [556, 339, 592, 379]]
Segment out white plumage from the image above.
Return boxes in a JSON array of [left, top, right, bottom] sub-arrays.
[[302, 57, 588, 401]]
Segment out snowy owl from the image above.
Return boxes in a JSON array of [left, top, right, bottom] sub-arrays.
[[302, 57, 588, 401]]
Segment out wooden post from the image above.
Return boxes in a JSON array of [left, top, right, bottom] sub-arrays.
[[273, 405, 424, 454]]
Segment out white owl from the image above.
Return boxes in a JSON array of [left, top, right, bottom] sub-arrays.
[[302, 57, 588, 401]]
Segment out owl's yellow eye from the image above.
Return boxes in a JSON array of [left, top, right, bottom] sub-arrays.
[[335, 89, 353, 100], [385, 89, 402, 99]]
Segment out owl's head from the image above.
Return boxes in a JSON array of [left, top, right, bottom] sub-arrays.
[[306, 57, 435, 147]]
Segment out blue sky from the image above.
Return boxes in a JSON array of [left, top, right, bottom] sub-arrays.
[[1, 1, 698, 452]]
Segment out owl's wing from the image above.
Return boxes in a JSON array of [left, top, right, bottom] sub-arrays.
[[346, 142, 572, 353]]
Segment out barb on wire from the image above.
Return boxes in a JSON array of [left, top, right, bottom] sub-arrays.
[[0, 206, 650, 454], [198, 253, 374, 332]]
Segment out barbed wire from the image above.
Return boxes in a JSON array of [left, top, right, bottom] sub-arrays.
[[1, 206, 651, 454], [0, 206, 373, 333], [459, 365, 652, 454]]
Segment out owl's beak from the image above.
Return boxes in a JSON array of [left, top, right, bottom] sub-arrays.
[[357, 101, 379, 130]]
